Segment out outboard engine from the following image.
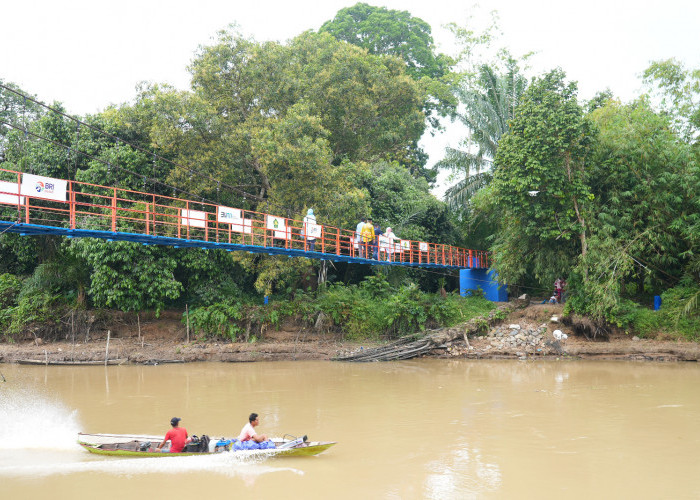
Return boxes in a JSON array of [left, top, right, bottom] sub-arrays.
[[277, 435, 308, 449]]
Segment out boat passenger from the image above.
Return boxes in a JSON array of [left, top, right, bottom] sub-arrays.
[[238, 412, 268, 443], [156, 417, 189, 453]]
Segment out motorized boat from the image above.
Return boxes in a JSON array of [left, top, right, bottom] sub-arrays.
[[77, 432, 335, 458]]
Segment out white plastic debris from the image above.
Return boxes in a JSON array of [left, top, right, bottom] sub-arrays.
[[553, 330, 568, 340]]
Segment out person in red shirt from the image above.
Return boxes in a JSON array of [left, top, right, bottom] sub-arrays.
[[156, 417, 189, 453]]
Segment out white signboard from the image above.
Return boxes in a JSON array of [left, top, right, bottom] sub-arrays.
[[0, 180, 24, 205], [181, 209, 207, 228], [20, 173, 67, 202], [419, 242, 429, 252], [217, 206, 242, 223], [230, 218, 252, 234], [304, 222, 322, 239], [400, 240, 411, 251], [266, 215, 288, 239], [378, 235, 391, 250]]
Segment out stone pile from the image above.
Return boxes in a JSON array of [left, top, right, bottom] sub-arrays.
[[486, 323, 547, 350]]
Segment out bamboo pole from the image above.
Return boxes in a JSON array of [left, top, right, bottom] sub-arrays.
[[137, 313, 141, 344], [186, 304, 190, 343], [71, 311, 75, 362], [105, 330, 111, 366]]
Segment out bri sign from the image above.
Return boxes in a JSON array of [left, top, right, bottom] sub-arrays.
[[217, 206, 252, 234], [20, 174, 67, 202]]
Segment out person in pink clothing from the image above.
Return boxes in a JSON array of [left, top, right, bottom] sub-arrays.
[[238, 412, 268, 443]]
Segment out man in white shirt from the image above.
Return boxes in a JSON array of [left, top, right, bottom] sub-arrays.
[[238, 412, 268, 443], [303, 208, 317, 251]]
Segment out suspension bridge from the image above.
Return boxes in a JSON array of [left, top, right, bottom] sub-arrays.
[[0, 83, 505, 299], [0, 167, 488, 270]]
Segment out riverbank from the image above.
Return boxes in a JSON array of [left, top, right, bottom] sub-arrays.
[[1, 302, 699, 364]]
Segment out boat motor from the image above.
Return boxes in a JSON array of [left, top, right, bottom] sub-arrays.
[[278, 435, 308, 449]]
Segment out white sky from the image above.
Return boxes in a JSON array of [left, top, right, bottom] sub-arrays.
[[2, 0, 699, 195]]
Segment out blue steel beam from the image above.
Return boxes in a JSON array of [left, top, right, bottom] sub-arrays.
[[0, 220, 483, 270]]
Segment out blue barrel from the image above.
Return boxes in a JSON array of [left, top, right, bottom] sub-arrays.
[[653, 295, 662, 311]]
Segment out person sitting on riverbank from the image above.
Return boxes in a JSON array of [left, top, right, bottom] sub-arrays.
[[238, 412, 268, 443], [157, 417, 189, 453]]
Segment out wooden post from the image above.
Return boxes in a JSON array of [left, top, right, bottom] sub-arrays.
[[186, 304, 190, 343], [105, 330, 111, 366], [71, 311, 75, 362], [137, 313, 141, 344], [44, 349, 48, 366]]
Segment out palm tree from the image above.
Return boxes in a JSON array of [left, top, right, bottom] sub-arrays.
[[438, 61, 527, 210]]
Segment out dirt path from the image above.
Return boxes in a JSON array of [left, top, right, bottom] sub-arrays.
[[1, 303, 699, 364]]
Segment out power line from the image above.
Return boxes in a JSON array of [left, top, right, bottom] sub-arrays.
[[0, 83, 298, 215]]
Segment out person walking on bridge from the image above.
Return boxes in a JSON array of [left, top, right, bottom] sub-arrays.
[[360, 218, 375, 259], [302, 208, 317, 252], [354, 217, 365, 257]]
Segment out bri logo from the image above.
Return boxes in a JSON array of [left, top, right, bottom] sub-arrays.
[[34, 181, 55, 194]]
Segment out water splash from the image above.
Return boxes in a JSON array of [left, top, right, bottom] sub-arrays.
[[0, 387, 301, 479], [0, 388, 81, 450]]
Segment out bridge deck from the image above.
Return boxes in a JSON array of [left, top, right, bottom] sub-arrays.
[[0, 168, 488, 269]]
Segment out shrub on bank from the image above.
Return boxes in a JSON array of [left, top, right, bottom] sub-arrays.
[[180, 276, 495, 342], [618, 283, 700, 341]]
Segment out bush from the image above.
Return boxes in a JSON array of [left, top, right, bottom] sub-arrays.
[[184, 302, 243, 341], [615, 284, 700, 341], [283, 276, 495, 341]]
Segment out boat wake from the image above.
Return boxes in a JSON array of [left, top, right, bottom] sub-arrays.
[[0, 387, 81, 451], [0, 388, 302, 479], [0, 451, 303, 479]]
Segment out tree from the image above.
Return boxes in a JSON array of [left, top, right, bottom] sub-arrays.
[[319, 3, 451, 80], [487, 69, 594, 285], [0, 80, 43, 164], [643, 59, 700, 142], [72, 239, 182, 313], [437, 61, 527, 211], [588, 98, 699, 291]]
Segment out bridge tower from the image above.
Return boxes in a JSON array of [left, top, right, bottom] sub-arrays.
[[459, 268, 508, 302]]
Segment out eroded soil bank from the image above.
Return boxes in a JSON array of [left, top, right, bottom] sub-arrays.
[[1, 303, 699, 364]]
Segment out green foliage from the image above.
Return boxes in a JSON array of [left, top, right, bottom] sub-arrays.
[[184, 302, 243, 341], [643, 59, 700, 140], [0, 273, 22, 333], [489, 69, 593, 287], [296, 276, 493, 340], [438, 61, 527, 212], [72, 239, 182, 314], [320, 3, 451, 80], [319, 2, 457, 147], [0, 272, 21, 305]]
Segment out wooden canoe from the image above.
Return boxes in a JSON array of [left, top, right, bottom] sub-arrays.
[[18, 359, 128, 366], [77, 433, 335, 458]]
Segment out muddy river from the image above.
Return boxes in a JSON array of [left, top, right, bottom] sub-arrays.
[[1, 360, 699, 499]]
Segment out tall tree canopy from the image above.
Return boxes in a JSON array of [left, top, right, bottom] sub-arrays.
[[486, 69, 594, 285], [437, 60, 527, 211], [319, 2, 450, 80]]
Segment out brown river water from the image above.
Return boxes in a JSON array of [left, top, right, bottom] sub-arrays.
[[1, 360, 699, 499]]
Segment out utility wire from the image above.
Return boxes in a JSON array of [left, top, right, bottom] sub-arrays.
[[0, 83, 297, 216]]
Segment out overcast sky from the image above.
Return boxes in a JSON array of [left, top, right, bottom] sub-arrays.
[[2, 0, 698, 193]]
